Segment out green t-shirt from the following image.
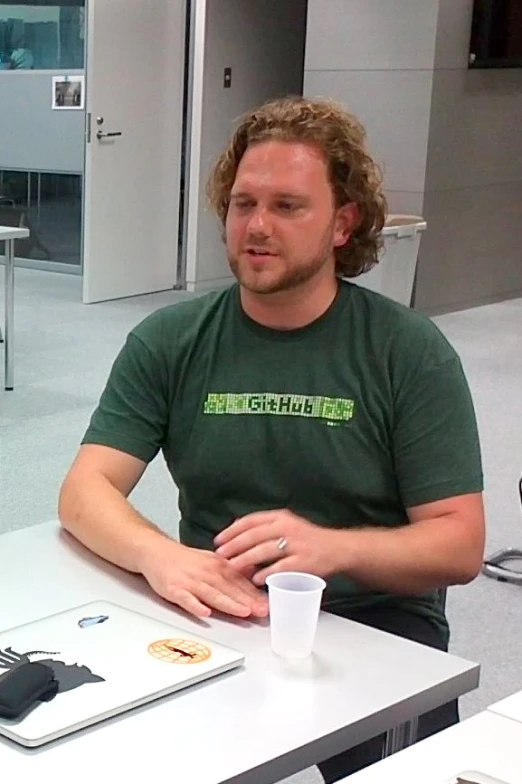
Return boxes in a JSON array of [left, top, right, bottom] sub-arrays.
[[83, 281, 483, 642]]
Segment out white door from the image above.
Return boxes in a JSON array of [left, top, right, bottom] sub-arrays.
[[82, 0, 186, 303]]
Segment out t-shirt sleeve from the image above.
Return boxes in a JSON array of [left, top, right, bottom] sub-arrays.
[[82, 330, 169, 463], [392, 338, 484, 509]]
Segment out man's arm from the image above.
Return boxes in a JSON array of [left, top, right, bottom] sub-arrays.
[[334, 492, 485, 593], [59, 444, 171, 573], [59, 444, 269, 619], [215, 492, 486, 592]]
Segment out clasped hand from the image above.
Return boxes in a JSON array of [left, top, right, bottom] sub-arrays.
[[139, 510, 340, 620], [215, 508, 340, 586]]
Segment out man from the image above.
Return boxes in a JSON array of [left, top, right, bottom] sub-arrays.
[[59, 96, 485, 781]]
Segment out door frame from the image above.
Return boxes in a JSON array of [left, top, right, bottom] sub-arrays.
[[177, 0, 206, 292]]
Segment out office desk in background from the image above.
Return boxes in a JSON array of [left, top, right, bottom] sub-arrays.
[[346, 710, 522, 784], [1, 225, 30, 390], [489, 688, 522, 728]]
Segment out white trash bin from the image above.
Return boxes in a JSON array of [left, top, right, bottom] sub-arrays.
[[354, 215, 427, 307]]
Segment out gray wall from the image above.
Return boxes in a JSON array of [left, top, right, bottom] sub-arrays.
[[0, 71, 84, 173], [185, 0, 307, 292], [303, 0, 439, 217], [416, 0, 522, 313], [303, 0, 522, 314]]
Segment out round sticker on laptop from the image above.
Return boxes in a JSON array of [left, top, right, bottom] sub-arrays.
[[147, 639, 212, 664]]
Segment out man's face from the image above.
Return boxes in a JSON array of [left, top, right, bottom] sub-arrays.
[[226, 140, 352, 295]]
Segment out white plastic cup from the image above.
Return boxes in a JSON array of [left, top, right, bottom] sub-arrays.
[[266, 572, 326, 659]]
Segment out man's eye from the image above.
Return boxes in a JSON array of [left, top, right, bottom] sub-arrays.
[[233, 200, 254, 210]]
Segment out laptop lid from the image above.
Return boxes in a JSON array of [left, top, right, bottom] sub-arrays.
[[0, 601, 244, 747]]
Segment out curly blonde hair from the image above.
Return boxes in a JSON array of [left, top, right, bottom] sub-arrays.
[[206, 95, 387, 277]]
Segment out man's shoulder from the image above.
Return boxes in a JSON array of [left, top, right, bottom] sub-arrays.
[[342, 281, 458, 367], [343, 279, 433, 329], [130, 285, 235, 349]]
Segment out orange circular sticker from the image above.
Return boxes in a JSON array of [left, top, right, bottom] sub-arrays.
[[147, 638, 212, 664]]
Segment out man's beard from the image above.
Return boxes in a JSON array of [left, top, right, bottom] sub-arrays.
[[227, 223, 336, 296]]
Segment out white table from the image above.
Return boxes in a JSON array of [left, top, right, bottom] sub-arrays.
[[0, 521, 480, 784], [344, 710, 522, 784], [0, 225, 30, 390], [488, 689, 522, 726]]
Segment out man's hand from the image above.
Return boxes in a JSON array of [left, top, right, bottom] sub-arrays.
[[214, 509, 340, 586], [137, 538, 269, 619]]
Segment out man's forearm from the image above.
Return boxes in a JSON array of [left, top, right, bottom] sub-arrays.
[[333, 516, 483, 594], [58, 471, 177, 574]]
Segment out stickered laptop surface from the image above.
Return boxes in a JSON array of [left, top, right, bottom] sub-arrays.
[[0, 601, 244, 747]]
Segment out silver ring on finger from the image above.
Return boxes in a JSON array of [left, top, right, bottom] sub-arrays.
[[276, 536, 288, 553]]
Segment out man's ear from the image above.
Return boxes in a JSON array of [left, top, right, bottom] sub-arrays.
[[333, 203, 361, 248]]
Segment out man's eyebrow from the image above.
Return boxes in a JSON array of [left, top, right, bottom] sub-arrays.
[[273, 193, 309, 201], [230, 192, 309, 201], [229, 192, 252, 200]]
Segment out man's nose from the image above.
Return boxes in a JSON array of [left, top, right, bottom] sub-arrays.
[[246, 206, 273, 237]]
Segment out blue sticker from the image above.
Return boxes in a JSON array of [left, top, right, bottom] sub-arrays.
[[78, 615, 109, 629]]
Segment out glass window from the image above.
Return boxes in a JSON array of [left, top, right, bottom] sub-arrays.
[[0, 1, 85, 71], [0, 169, 83, 266]]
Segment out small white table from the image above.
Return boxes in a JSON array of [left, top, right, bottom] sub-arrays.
[[0, 521, 480, 784], [345, 710, 522, 783], [488, 688, 522, 726], [0, 225, 30, 390]]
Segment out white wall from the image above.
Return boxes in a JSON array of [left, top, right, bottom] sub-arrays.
[[417, 0, 522, 313], [0, 5, 84, 172], [184, 0, 307, 292], [303, 0, 439, 216], [0, 71, 84, 172], [301, 0, 522, 313]]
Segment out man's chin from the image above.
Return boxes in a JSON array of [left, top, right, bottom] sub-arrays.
[[230, 265, 281, 295], [237, 275, 287, 295], [229, 257, 321, 296]]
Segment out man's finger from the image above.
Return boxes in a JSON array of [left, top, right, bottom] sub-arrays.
[[169, 587, 212, 618], [214, 565, 269, 617], [216, 569, 269, 617], [195, 581, 255, 618], [215, 524, 275, 559], [228, 541, 281, 573], [253, 557, 297, 587], [214, 510, 279, 546]]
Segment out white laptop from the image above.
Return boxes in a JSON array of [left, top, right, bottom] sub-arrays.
[[0, 600, 244, 747], [444, 775, 509, 784]]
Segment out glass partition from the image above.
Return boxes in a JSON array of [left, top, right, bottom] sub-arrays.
[[0, 1, 85, 70], [0, 169, 82, 266]]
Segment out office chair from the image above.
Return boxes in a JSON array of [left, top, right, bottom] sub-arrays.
[[482, 477, 522, 584]]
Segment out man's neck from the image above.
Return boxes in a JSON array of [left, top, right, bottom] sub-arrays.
[[240, 276, 339, 331]]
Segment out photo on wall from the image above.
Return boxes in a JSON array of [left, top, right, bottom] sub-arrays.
[[52, 75, 84, 110]]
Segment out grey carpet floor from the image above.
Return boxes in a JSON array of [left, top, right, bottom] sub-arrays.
[[2, 268, 522, 784]]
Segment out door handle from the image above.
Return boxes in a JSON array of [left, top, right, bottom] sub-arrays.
[[96, 130, 122, 140]]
